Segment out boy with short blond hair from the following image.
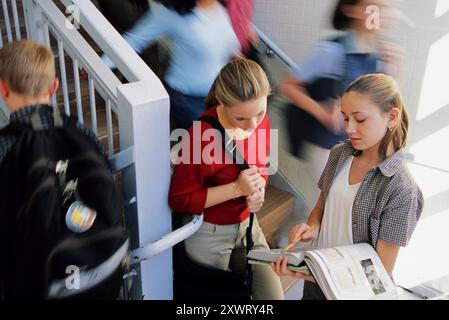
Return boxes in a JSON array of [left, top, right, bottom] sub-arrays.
[[0, 40, 99, 164], [0, 40, 111, 300], [0, 39, 57, 101], [0, 40, 60, 164]]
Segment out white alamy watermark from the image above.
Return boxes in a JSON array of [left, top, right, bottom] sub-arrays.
[[365, 5, 381, 30], [65, 265, 80, 290], [65, 5, 80, 30], [170, 121, 278, 175]]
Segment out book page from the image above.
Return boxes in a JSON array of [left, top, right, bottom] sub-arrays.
[[306, 243, 398, 300], [248, 259, 311, 275], [247, 248, 306, 266]]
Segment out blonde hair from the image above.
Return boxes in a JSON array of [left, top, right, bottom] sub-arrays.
[[344, 73, 409, 160], [0, 40, 55, 98], [205, 58, 270, 109]]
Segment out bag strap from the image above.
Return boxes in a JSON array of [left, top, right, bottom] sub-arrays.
[[330, 34, 383, 93], [198, 116, 249, 170], [329, 35, 351, 96], [199, 115, 256, 297]]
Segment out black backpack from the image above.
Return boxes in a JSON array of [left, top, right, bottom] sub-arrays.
[[0, 105, 129, 300], [286, 35, 380, 157]]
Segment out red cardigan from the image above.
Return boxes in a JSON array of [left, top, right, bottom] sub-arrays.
[[169, 106, 270, 225]]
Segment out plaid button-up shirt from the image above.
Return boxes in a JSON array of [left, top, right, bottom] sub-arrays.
[[0, 105, 102, 165], [318, 141, 424, 248]]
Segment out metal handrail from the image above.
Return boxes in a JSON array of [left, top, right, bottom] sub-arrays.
[[35, 0, 122, 109], [252, 24, 298, 70], [60, 0, 163, 88], [129, 214, 203, 265], [108, 151, 204, 265]]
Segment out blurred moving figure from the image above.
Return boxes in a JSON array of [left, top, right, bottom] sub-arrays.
[[96, 0, 164, 81], [102, 0, 240, 130], [96, 0, 149, 33], [273, 74, 423, 300], [224, 0, 256, 55], [280, 0, 402, 207], [223, 0, 272, 82]]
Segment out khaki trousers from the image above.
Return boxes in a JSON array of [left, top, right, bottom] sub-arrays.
[[183, 215, 284, 300]]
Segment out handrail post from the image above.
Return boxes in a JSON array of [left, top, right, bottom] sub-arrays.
[[116, 81, 171, 300]]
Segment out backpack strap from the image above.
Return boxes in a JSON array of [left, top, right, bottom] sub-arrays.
[[328, 35, 351, 95], [199, 115, 257, 298], [329, 34, 383, 92]]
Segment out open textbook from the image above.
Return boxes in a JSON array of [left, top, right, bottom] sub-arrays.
[[247, 248, 311, 274], [247, 243, 400, 300]]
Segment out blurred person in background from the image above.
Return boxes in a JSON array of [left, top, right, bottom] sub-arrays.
[[221, 0, 272, 82], [281, 0, 403, 207], [95, 0, 164, 75], [102, 0, 240, 130]]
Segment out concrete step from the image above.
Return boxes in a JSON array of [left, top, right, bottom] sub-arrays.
[[258, 185, 294, 249]]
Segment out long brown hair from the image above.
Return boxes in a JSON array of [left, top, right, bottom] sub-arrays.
[[204, 58, 270, 109], [332, 0, 363, 30], [344, 73, 409, 160]]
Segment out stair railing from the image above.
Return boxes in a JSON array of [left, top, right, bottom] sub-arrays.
[[1, 0, 193, 300]]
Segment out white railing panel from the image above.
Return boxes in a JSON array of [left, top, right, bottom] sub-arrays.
[[29, 0, 121, 106], [18, 0, 172, 300], [60, 0, 162, 87], [1, 0, 13, 43], [11, 0, 21, 40], [21, 0, 29, 39], [117, 81, 170, 300], [88, 75, 98, 135], [106, 98, 114, 155], [57, 39, 71, 114], [0, 19, 4, 47], [73, 57, 84, 124]]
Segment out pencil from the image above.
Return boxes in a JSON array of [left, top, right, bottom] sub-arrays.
[[281, 226, 314, 253]]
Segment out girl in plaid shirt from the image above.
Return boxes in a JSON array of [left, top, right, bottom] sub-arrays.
[[272, 73, 423, 299]]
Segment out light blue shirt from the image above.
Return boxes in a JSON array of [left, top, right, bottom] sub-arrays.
[[104, 3, 240, 97], [291, 32, 384, 84]]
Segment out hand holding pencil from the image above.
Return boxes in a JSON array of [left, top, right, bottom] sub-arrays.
[[282, 224, 317, 252]]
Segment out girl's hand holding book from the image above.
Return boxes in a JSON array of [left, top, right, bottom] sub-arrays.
[[271, 257, 315, 282]]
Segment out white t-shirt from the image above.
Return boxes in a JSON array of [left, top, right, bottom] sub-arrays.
[[315, 156, 361, 249]]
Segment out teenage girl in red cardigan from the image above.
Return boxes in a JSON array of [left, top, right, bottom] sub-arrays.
[[169, 59, 283, 299]]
